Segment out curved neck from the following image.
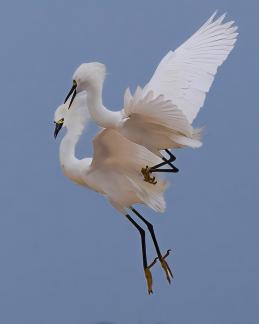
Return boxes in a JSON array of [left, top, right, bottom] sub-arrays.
[[59, 129, 80, 165], [59, 95, 89, 167], [86, 82, 122, 128], [59, 126, 91, 185]]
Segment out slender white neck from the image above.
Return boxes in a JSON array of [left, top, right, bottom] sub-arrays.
[[86, 81, 122, 128], [59, 129, 80, 165], [59, 125, 91, 185]]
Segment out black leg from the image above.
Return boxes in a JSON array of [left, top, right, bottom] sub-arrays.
[[125, 214, 147, 268], [151, 158, 179, 173], [130, 208, 162, 259], [150, 168, 178, 173], [149, 158, 170, 170], [125, 214, 153, 294], [165, 149, 176, 161], [150, 150, 179, 173], [130, 207, 173, 283]]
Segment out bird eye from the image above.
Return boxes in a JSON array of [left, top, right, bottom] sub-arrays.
[[73, 80, 77, 86]]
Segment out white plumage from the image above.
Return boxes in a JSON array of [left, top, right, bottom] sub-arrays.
[[65, 12, 237, 159], [54, 92, 167, 214], [121, 87, 202, 154], [54, 92, 172, 294], [58, 12, 238, 293], [144, 11, 238, 124]]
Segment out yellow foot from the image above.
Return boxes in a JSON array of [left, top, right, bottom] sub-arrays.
[[141, 166, 157, 185], [149, 249, 173, 284], [144, 267, 153, 294], [159, 249, 173, 284]]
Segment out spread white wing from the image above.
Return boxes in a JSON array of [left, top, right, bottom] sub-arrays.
[[143, 12, 238, 124]]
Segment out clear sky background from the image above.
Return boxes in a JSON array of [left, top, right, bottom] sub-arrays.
[[0, 0, 258, 323]]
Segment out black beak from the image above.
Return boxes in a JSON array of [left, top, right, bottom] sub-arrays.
[[64, 80, 77, 109], [54, 122, 63, 139]]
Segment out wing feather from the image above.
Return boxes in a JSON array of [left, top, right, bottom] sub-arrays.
[[143, 12, 238, 123], [123, 87, 192, 138]]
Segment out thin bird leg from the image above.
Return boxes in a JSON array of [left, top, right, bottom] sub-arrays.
[[165, 149, 176, 162], [125, 214, 154, 294], [130, 208, 173, 284], [150, 168, 178, 173], [141, 150, 178, 184], [150, 151, 179, 173]]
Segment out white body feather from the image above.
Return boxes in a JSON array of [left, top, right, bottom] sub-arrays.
[[55, 93, 168, 214]]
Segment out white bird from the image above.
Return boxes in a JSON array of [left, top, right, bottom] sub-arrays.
[[64, 12, 238, 183], [54, 92, 173, 294]]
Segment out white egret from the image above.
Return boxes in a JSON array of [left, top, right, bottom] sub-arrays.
[[64, 12, 238, 183], [54, 92, 173, 294]]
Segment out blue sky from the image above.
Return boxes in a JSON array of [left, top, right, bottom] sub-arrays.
[[0, 1, 258, 323]]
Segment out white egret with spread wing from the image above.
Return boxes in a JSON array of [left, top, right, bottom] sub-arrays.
[[54, 92, 172, 294], [64, 12, 238, 183]]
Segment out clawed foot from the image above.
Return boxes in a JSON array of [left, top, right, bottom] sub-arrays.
[[141, 166, 157, 185], [160, 249, 173, 283], [150, 249, 173, 284], [144, 257, 160, 294], [144, 267, 153, 294], [144, 250, 173, 293]]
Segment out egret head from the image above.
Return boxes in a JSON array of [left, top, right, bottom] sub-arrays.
[[64, 62, 106, 108], [54, 93, 89, 138], [54, 104, 66, 138]]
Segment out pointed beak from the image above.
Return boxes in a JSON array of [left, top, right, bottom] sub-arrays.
[[54, 122, 63, 139], [64, 80, 77, 109]]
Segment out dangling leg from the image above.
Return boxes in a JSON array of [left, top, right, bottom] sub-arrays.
[[130, 207, 173, 283], [125, 214, 156, 294], [141, 149, 178, 184]]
